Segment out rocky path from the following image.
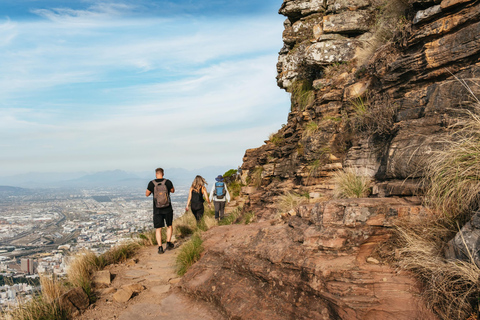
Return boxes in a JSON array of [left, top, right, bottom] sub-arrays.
[[76, 245, 225, 320]]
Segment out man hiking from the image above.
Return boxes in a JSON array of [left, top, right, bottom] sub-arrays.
[[209, 175, 230, 220], [146, 168, 175, 254]]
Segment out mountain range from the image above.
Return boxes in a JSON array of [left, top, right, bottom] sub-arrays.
[[0, 166, 234, 190]]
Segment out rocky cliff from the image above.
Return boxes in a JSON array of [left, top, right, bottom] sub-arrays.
[[178, 0, 480, 319]]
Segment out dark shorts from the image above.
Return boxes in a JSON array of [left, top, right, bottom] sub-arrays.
[[191, 202, 204, 221], [153, 210, 173, 228]]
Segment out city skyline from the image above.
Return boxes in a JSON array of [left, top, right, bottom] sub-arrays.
[[0, 0, 290, 175]]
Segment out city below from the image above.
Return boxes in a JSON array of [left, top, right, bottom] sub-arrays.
[[0, 185, 189, 310]]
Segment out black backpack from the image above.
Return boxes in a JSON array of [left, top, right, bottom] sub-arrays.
[[153, 180, 170, 208]]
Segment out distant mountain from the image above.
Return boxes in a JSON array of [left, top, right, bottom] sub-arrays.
[[0, 166, 235, 189], [0, 186, 30, 196]]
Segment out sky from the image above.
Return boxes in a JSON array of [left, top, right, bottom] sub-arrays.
[[0, 0, 290, 176]]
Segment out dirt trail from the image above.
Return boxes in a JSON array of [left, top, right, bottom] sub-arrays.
[[76, 245, 225, 320]]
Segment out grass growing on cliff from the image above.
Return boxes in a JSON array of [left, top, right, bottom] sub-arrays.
[[290, 79, 315, 111], [269, 133, 284, 146], [303, 121, 319, 137], [356, 0, 408, 67], [349, 95, 397, 136], [175, 233, 204, 276], [333, 168, 371, 198], [228, 180, 244, 198], [250, 166, 264, 187], [393, 222, 480, 320], [277, 191, 309, 214], [425, 120, 480, 226]]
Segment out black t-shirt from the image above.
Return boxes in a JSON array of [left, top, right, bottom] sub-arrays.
[[147, 179, 174, 214]]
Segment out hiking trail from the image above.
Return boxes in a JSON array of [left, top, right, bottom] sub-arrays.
[[76, 245, 225, 320]]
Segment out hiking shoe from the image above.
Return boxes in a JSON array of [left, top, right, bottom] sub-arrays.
[[166, 242, 175, 250], [158, 246, 164, 254]]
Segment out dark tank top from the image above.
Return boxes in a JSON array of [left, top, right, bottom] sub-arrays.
[[191, 188, 205, 204]]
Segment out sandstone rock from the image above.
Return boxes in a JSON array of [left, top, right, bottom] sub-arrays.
[[169, 278, 182, 284], [326, 0, 370, 13], [93, 270, 111, 286], [344, 80, 370, 99], [280, 0, 326, 19], [424, 20, 480, 69], [366, 257, 380, 264], [58, 287, 89, 317], [440, 0, 472, 9], [181, 211, 437, 320], [277, 41, 309, 89], [241, 186, 257, 195], [113, 288, 133, 303], [413, 5, 442, 24], [283, 14, 323, 45], [101, 287, 117, 295], [445, 211, 480, 266], [122, 283, 145, 293], [323, 10, 372, 33], [305, 40, 359, 65]]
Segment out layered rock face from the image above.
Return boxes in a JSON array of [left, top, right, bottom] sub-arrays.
[[179, 0, 480, 319]]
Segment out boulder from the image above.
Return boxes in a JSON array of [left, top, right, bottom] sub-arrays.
[[413, 5, 442, 24], [323, 10, 372, 33], [122, 283, 145, 293], [305, 39, 359, 65], [445, 211, 480, 266], [326, 0, 370, 13], [92, 270, 111, 286], [279, 0, 326, 19], [58, 287, 89, 317], [113, 288, 133, 303]]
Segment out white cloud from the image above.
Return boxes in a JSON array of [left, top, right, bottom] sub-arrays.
[[0, 5, 289, 175]]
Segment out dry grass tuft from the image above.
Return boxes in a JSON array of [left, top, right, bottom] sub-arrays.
[[290, 79, 315, 111], [39, 274, 66, 304], [333, 168, 371, 198], [277, 192, 309, 213], [394, 222, 480, 320], [425, 80, 480, 227], [66, 250, 99, 291], [7, 296, 67, 320], [356, 0, 408, 67]]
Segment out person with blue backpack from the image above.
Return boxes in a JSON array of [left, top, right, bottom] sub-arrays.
[[209, 175, 231, 220]]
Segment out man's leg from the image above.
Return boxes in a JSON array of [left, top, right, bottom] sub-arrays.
[[166, 225, 173, 243], [219, 201, 226, 219], [156, 227, 163, 246], [214, 201, 220, 220]]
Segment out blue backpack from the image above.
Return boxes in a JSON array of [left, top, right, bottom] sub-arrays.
[[214, 182, 226, 199]]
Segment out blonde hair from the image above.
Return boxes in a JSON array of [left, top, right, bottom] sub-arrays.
[[191, 175, 207, 192]]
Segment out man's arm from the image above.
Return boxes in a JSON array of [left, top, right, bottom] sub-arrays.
[[170, 187, 175, 193], [146, 189, 151, 197], [209, 185, 214, 202]]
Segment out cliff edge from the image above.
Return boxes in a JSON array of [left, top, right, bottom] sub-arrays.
[[178, 0, 480, 319]]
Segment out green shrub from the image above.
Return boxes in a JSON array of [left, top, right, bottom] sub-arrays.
[[333, 168, 371, 198], [223, 169, 237, 178], [176, 233, 204, 276]]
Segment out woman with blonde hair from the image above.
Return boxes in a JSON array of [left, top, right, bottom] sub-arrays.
[[185, 175, 211, 222]]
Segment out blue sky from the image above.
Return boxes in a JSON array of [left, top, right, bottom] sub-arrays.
[[0, 0, 289, 176]]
